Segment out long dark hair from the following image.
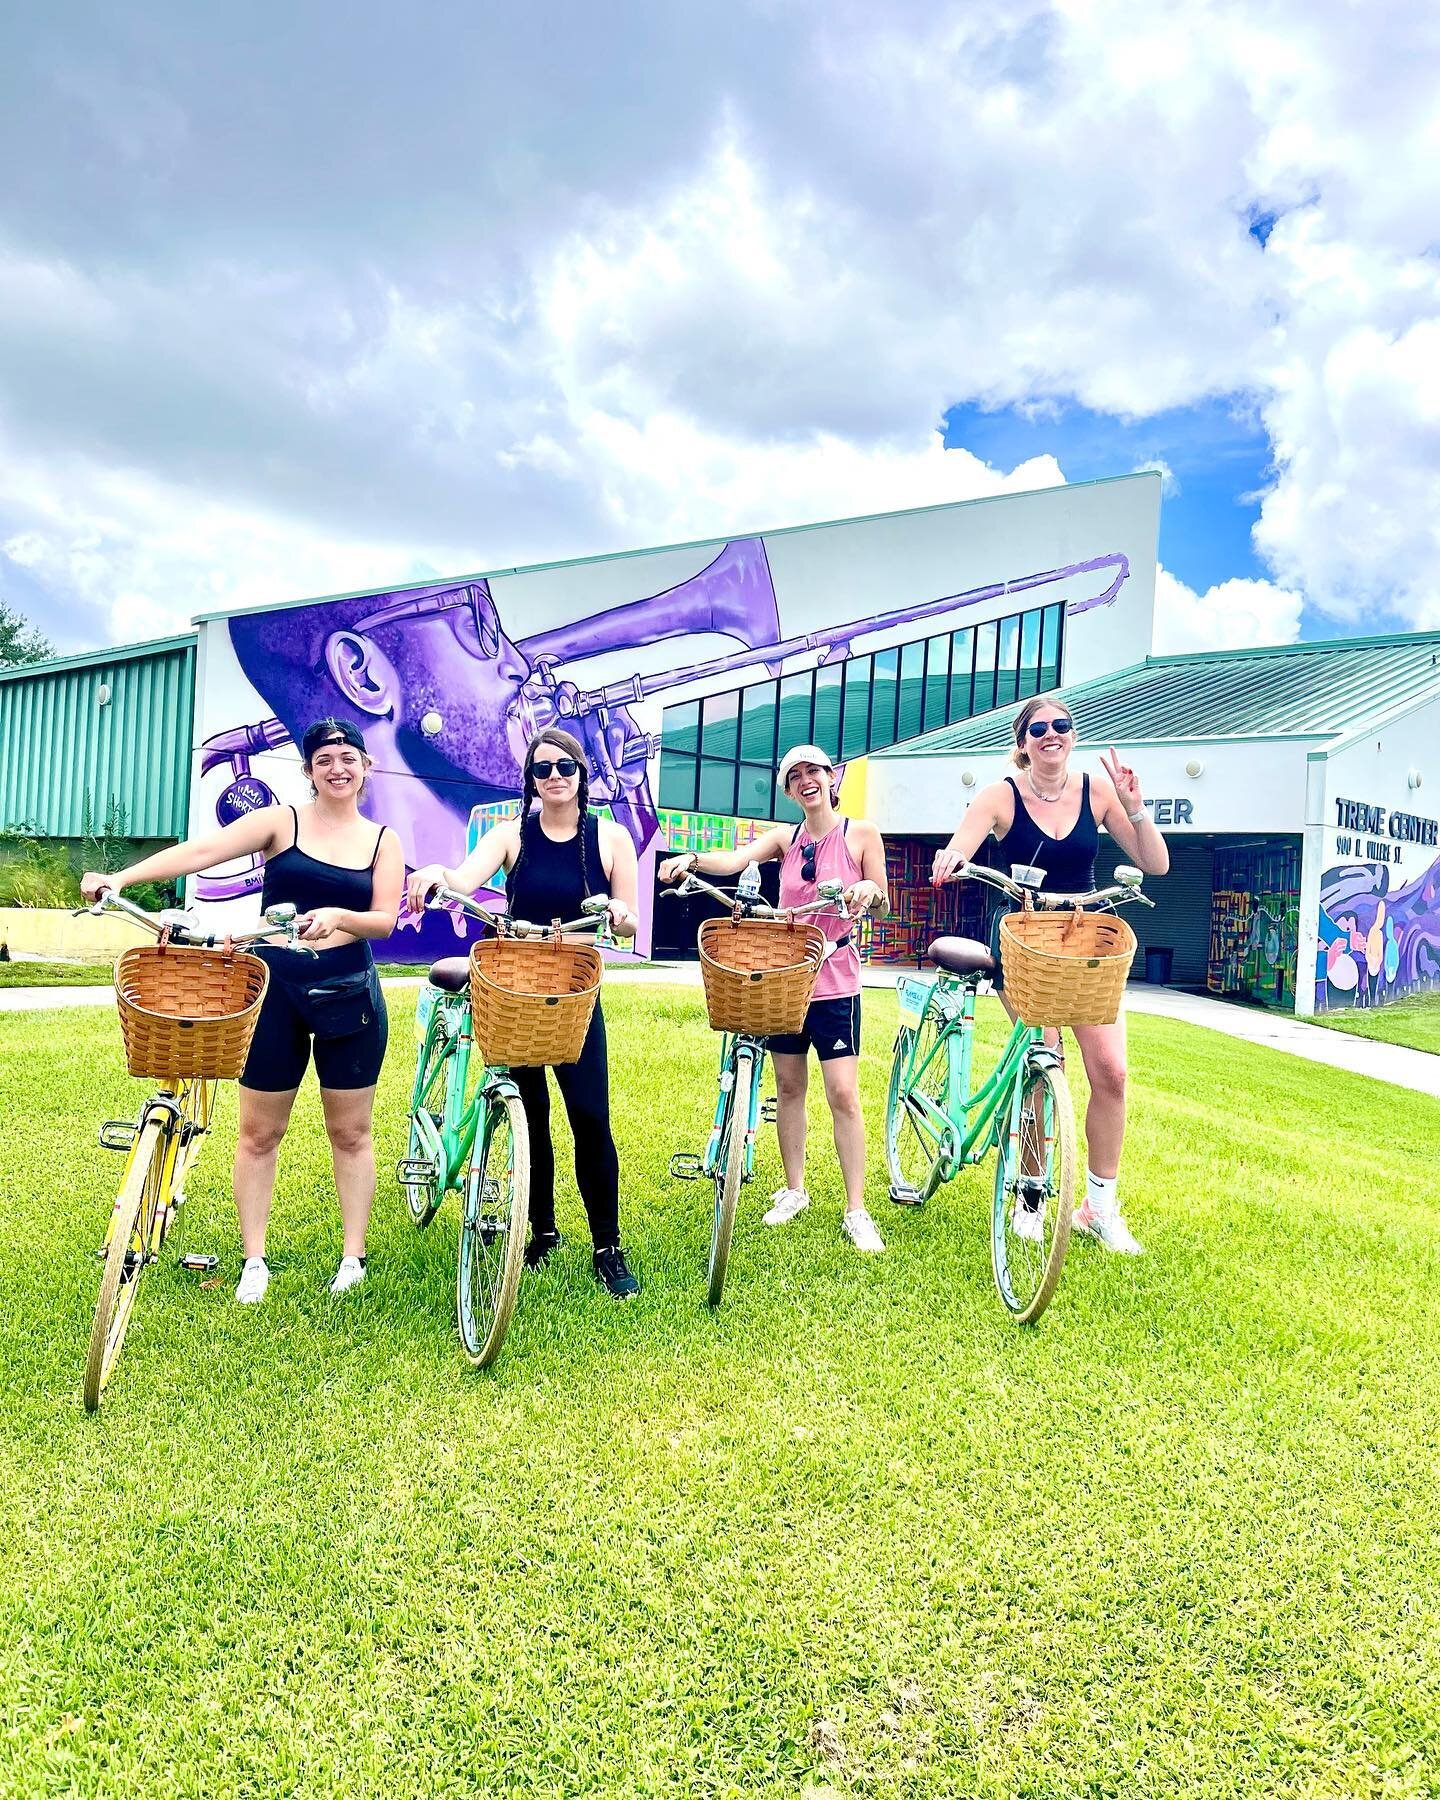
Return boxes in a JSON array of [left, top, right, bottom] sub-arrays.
[[508, 726, 595, 899]]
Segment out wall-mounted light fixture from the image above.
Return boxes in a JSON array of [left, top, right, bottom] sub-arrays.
[[1409, 768, 1423, 790], [96, 683, 111, 707], [960, 769, 976, 788], [1184, 758, 1204, 778], [420, 710, 443, 737]]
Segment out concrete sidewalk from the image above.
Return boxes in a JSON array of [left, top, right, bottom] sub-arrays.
[[3, 964, 1437, 1099]]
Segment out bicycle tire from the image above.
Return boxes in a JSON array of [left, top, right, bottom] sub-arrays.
[[990, 1059, 1076, 1325], [708, 1046, 753, 1308], [84, 1114, 167, 1412], [403, 1007, 450, 1229], [885, 1003, 952, 1203], [456, 1090, 530, 1368], [163, 1078, 216, 1244]]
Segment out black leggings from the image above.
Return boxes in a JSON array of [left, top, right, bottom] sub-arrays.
[[509, 1006, 621, 1249]]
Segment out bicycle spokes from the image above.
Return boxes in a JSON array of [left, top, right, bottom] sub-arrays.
[[991, 1061, 1076, 1325]]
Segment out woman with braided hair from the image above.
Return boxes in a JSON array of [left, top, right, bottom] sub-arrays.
[[406, 728, 642, 1297]]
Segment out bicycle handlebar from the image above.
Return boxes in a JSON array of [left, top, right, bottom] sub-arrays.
[[662, 869, 856, 922], [424, 884, 614, 940], [78, 890, 321, 952], [950, 860, 1155, 910]]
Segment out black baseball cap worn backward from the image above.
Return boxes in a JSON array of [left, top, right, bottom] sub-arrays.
[[301, 717, 367, 759]]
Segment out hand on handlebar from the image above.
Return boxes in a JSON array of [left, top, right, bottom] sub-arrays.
[[931, 844, 966, 887], [406, 864, 451, 912], [80, 870, 120, 905], [657, 854, 696, 885], [842, 879, 884, 916]]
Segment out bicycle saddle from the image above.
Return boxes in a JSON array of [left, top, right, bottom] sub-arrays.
[[926, 936, 996, 977], [428, 957, 470, 993]]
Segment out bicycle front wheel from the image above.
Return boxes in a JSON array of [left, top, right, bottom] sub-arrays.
[[885, 1004, 953, 1203], [708, 1046, 755, 1308], [403, 1005, 451, 1228], [84, 1115, 167, 1412], [456, 1089, 530, 1368], [991, 1059, 1076, 1325]]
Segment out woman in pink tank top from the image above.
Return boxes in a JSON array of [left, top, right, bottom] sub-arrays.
[[659, 744, 890, 1254]]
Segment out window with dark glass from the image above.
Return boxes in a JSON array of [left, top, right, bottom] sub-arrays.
[[841, 657, 872, 760], [897, 639, 926, 742], [972, 620, 998, 714], [949, 628, 974, 719], [812, 661, 844, 760], [1019, 609, 1042, 699], [995, 615, 1021, 709], [923, 633, 950, 733], [870, 647, 900, 749]]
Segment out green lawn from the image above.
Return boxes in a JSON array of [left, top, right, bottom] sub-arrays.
[[1311, 990, 1440, 1057], [2, 988, 1438, 1798], [0, 960, 433, 989]]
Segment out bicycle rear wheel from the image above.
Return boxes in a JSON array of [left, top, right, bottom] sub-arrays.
[[708, 1045, 754, 1308], [456, 1089, 530, 1368], [885, 1003, 953, 1204], [84, 1114, 167, 1412], [403, 1005, 451, 1228], [991, 1059, 1076, 1324]]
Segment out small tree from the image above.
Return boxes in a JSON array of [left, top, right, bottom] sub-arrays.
[[0, 601, 53, 669]]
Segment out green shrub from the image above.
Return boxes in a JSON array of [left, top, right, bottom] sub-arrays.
[[0, 826, 80, 908]]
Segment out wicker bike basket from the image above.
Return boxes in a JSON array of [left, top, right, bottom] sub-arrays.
[[114, 944, 270, 1079], [468, 936, 603, 1067], [998, 907, 1137, 1028], [697, 917, 828, 1036]]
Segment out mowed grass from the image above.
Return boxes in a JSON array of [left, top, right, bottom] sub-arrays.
[[0, 961, 435, 989], [1311, 990, 1440, 1057], [2, 986, 1439, 1799]]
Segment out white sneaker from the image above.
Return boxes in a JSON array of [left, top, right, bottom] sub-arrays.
[[1011, 1194, 1046, 1244], [842, 1208, 886, 1253], [763, 1187, 810, 1225], [1073, 1201, 1144, 1255], [329, 1255, 367, 1295], [235, 1257, 270, 1304]]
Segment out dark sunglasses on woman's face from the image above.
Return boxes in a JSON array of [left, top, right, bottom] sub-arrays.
[[531, 757, 580, 780], [1025, 717, 1074, 739]]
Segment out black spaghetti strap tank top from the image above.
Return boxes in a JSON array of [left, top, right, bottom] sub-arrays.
[[996, 773, 1099, 894], [507, 811, 602, 923], [261, 806, 385, 913]]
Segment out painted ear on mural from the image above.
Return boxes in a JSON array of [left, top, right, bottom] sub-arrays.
[[323, 629, 400, 720]]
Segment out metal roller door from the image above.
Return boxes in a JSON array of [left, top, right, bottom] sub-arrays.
[[1096, 837, 1214, 985]]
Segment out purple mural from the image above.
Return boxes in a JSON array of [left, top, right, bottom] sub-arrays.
[[1316, 852, 1440, 1009], [203, 541, 1131, 953]]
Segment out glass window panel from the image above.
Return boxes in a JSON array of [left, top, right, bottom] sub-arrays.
[[659, 751, 697, 812], [698, 758, 737, 817], [700, 689, 739, 761], [1020, 608, 1043, 699], [972, 621, 998, 714], [923, 633, 950, 733], [995, 615, 1021, 708], [870, 647, 900, 749], [740, 681, 778, 762], [1040, 602, 1063, 690], [841, 657, 873, 760], [949, 629, 975, 720], [774, 780, 803, 824], [897, 639, 926, 741], [812, 662, 843, 759], [735, 762, 774, 820], [777, 671, 813, 753], [663, 701, 700, 757]]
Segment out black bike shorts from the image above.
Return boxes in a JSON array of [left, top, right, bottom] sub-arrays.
[[240, 941, 388, 1092], [768, 993, 862, 1062]]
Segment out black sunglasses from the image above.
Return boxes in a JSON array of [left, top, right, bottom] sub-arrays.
[[531, 757, 580, 780], [1025, 717, 1074, 739], [800, 840, 818, 883]]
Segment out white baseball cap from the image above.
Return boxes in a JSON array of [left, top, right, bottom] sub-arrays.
[[778, 744, 836, 790]]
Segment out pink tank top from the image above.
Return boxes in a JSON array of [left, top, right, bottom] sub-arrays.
[[779, 820, 864, 999]]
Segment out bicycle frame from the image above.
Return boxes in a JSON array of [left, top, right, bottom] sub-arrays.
[[701, 1033, 767, 1186]]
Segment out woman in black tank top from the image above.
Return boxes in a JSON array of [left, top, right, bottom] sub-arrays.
[[929, 692, 1169, 1256], [406, 727, 644, 1299], [82, 718, 404, 1305]]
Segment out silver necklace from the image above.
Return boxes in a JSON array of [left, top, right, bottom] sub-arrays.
[[1026, 769, 1068, 805]]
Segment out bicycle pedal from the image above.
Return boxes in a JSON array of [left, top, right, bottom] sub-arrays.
[[669, 1153, 702, 1181], [759, 1097, 778, 1123], [888, 1184, 924, 1207], [396, 1157, 438, 1185], [178, 1253, 220, 1273], [98, 1120, 139, 1151]]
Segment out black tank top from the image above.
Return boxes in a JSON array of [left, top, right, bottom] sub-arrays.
[[260, 806, 385, 913], [507, 811, 602, 924], [996, 773, 1099, 894]]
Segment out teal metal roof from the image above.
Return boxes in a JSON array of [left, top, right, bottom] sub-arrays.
[[0, 637, 195, 838], [876, 630, 1440, 758]]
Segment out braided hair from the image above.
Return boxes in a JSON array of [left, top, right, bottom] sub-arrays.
[[507, 725, 595, 902]]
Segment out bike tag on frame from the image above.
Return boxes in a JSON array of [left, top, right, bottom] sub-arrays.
[[896, 976, 934, 1030], [414, 984, 437, 1045]]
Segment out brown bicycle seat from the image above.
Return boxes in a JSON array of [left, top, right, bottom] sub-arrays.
[[926, 935, 996, 978], [428, 957, 470, 994]]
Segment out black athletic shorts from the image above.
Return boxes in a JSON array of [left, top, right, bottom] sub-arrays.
[[768, 993, 862, 1062], [240, 941, 388, 1092]]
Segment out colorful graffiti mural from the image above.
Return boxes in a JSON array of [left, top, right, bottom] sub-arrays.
[[1316, 851, 1440, 1010]]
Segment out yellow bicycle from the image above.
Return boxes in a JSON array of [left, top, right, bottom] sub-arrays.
[[82, 891, 311, 1411]]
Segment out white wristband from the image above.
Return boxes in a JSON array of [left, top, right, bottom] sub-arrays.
[[1127, 806, 1147, 824]]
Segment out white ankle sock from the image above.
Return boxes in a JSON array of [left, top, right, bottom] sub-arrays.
[[1086, 1171, 1118, 1216]]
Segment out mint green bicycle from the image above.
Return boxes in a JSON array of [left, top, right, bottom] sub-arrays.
[[399, 884, 609, 1366], [885, 860, 1150, 1323]]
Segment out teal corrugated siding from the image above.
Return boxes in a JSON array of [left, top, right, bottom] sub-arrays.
[[0, 640, 195, 838]]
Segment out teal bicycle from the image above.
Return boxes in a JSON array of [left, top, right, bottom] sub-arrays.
[[664, 867, 850, 1306], [399, 884, 609, 1366], [885, 860, 1150, 1323]]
